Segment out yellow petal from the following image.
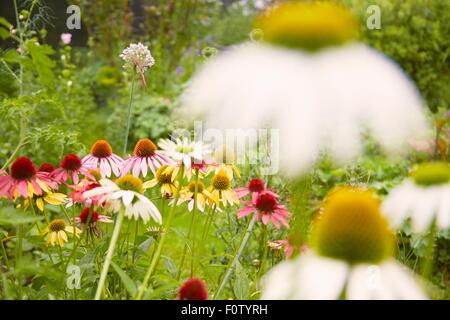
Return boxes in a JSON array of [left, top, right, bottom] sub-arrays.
[[35, 178, 49, 193], [36, 198, 44, 211]]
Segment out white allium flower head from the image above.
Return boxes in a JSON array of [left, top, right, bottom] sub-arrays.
[[181, 42, 430, 177], [120, 42, 155, 74]]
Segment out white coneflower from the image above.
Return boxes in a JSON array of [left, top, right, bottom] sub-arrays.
[[83, 175, 162, 224], [382, 162, 450, 232], [158, 137, 211, 169], [181, 2, 430, 177], [262, 187, 427, 300], [120, 42, 155, 75]]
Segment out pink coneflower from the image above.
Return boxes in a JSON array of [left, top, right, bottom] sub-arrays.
[[67, 179, 102, 208], [238, 191, 290, 229], [235, 178, 269, 201], [51, 153, 93, 184], [82, 140, 123, 178], [38, 163, 55, 173], [179, 278, 208, 300], [76, 207, 112, 226], [121, 138, 172, 178], [185, 158, 216, 180], [0, 157, 58, 200]]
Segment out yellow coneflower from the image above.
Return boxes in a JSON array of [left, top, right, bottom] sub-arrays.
[[42, 219, 81, 247], [20, 192, 67, 212], [213, 145, 240, 179], [256, 1, 359, 51], [208, 169, 239, 207], [143, 164, 180, 196], [176, 180, 215, 212]]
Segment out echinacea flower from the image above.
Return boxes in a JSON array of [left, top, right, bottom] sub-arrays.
[[21, 192, 67, 212], [382, 162, 450, 232], [76, 207, 112, 226], [121, 138, 172, 178], [213, 145, 240, 178], [181, 1, 429, 177], [82, 140, 123, 178], [208, 169, 239, 207], [51, 153, 93, 184], [184, 159, 216, 181], [179, 278, 208, 300], [67, 178, 102, 208], [159, 137, 211, 169], [42, 219, 81, 247], [173, 180, 215, 212], [238, 190, 290, 229], [262, 187, 427, 300], [235, 178, 267, 201], [83, 175, 162, 224], [38, 163, 55, 173], [0, 157, 58, 200], [143, 164, 180, 197]]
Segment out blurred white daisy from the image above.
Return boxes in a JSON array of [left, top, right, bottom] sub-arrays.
[[158, 137, 211, 169], [262, 187, 427, 300], [382, 162, 450, 232], [181, 2, 429, 177], [83, 175, 162, 224]]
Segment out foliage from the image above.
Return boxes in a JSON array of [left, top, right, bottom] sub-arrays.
[[343, 0, 450, 112]]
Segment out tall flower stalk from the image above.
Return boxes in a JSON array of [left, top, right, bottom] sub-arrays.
[[122, 74, 136, 156], [119, 43, 155, 156], [95, 208, 125, 299]]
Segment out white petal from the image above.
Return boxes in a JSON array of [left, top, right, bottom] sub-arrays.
[[261, 260, 297, 300]]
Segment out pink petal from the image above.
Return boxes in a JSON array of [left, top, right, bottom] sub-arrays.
[[132, 157, 142, 177], [237, 206, 255, 218], [235, 188, 249, 199], [140, 157, 148, 177], [121, 158, 134, 176], [18, 180, 28, 198], [262, 212, 270, 225]]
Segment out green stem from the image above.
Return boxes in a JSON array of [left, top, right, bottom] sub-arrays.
[[122, 74, 136, 157], [15, 225, 23, 299], [0, 239, 10, 271], [422, 220, 437, 280], [1, 141, 28, 171], [136, 167, 184, 300], [215, 214, 256, 300], [190, 170, 199, 277], [95, 208, 125, 300], [257, 224, 269, 278], [176, 206, 195, 280], [201, 207, 214, 241], [132, 220, 139, 265]]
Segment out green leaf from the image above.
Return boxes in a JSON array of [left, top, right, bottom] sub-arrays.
[[0, 27, 10, 40], [233, 261, 249, 299], [2, 49, 20, 63], [24, 40, 55, 87], [110, 261, 137, 297], [0, 207, 43, 226], [0, 17, 12, 29]]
